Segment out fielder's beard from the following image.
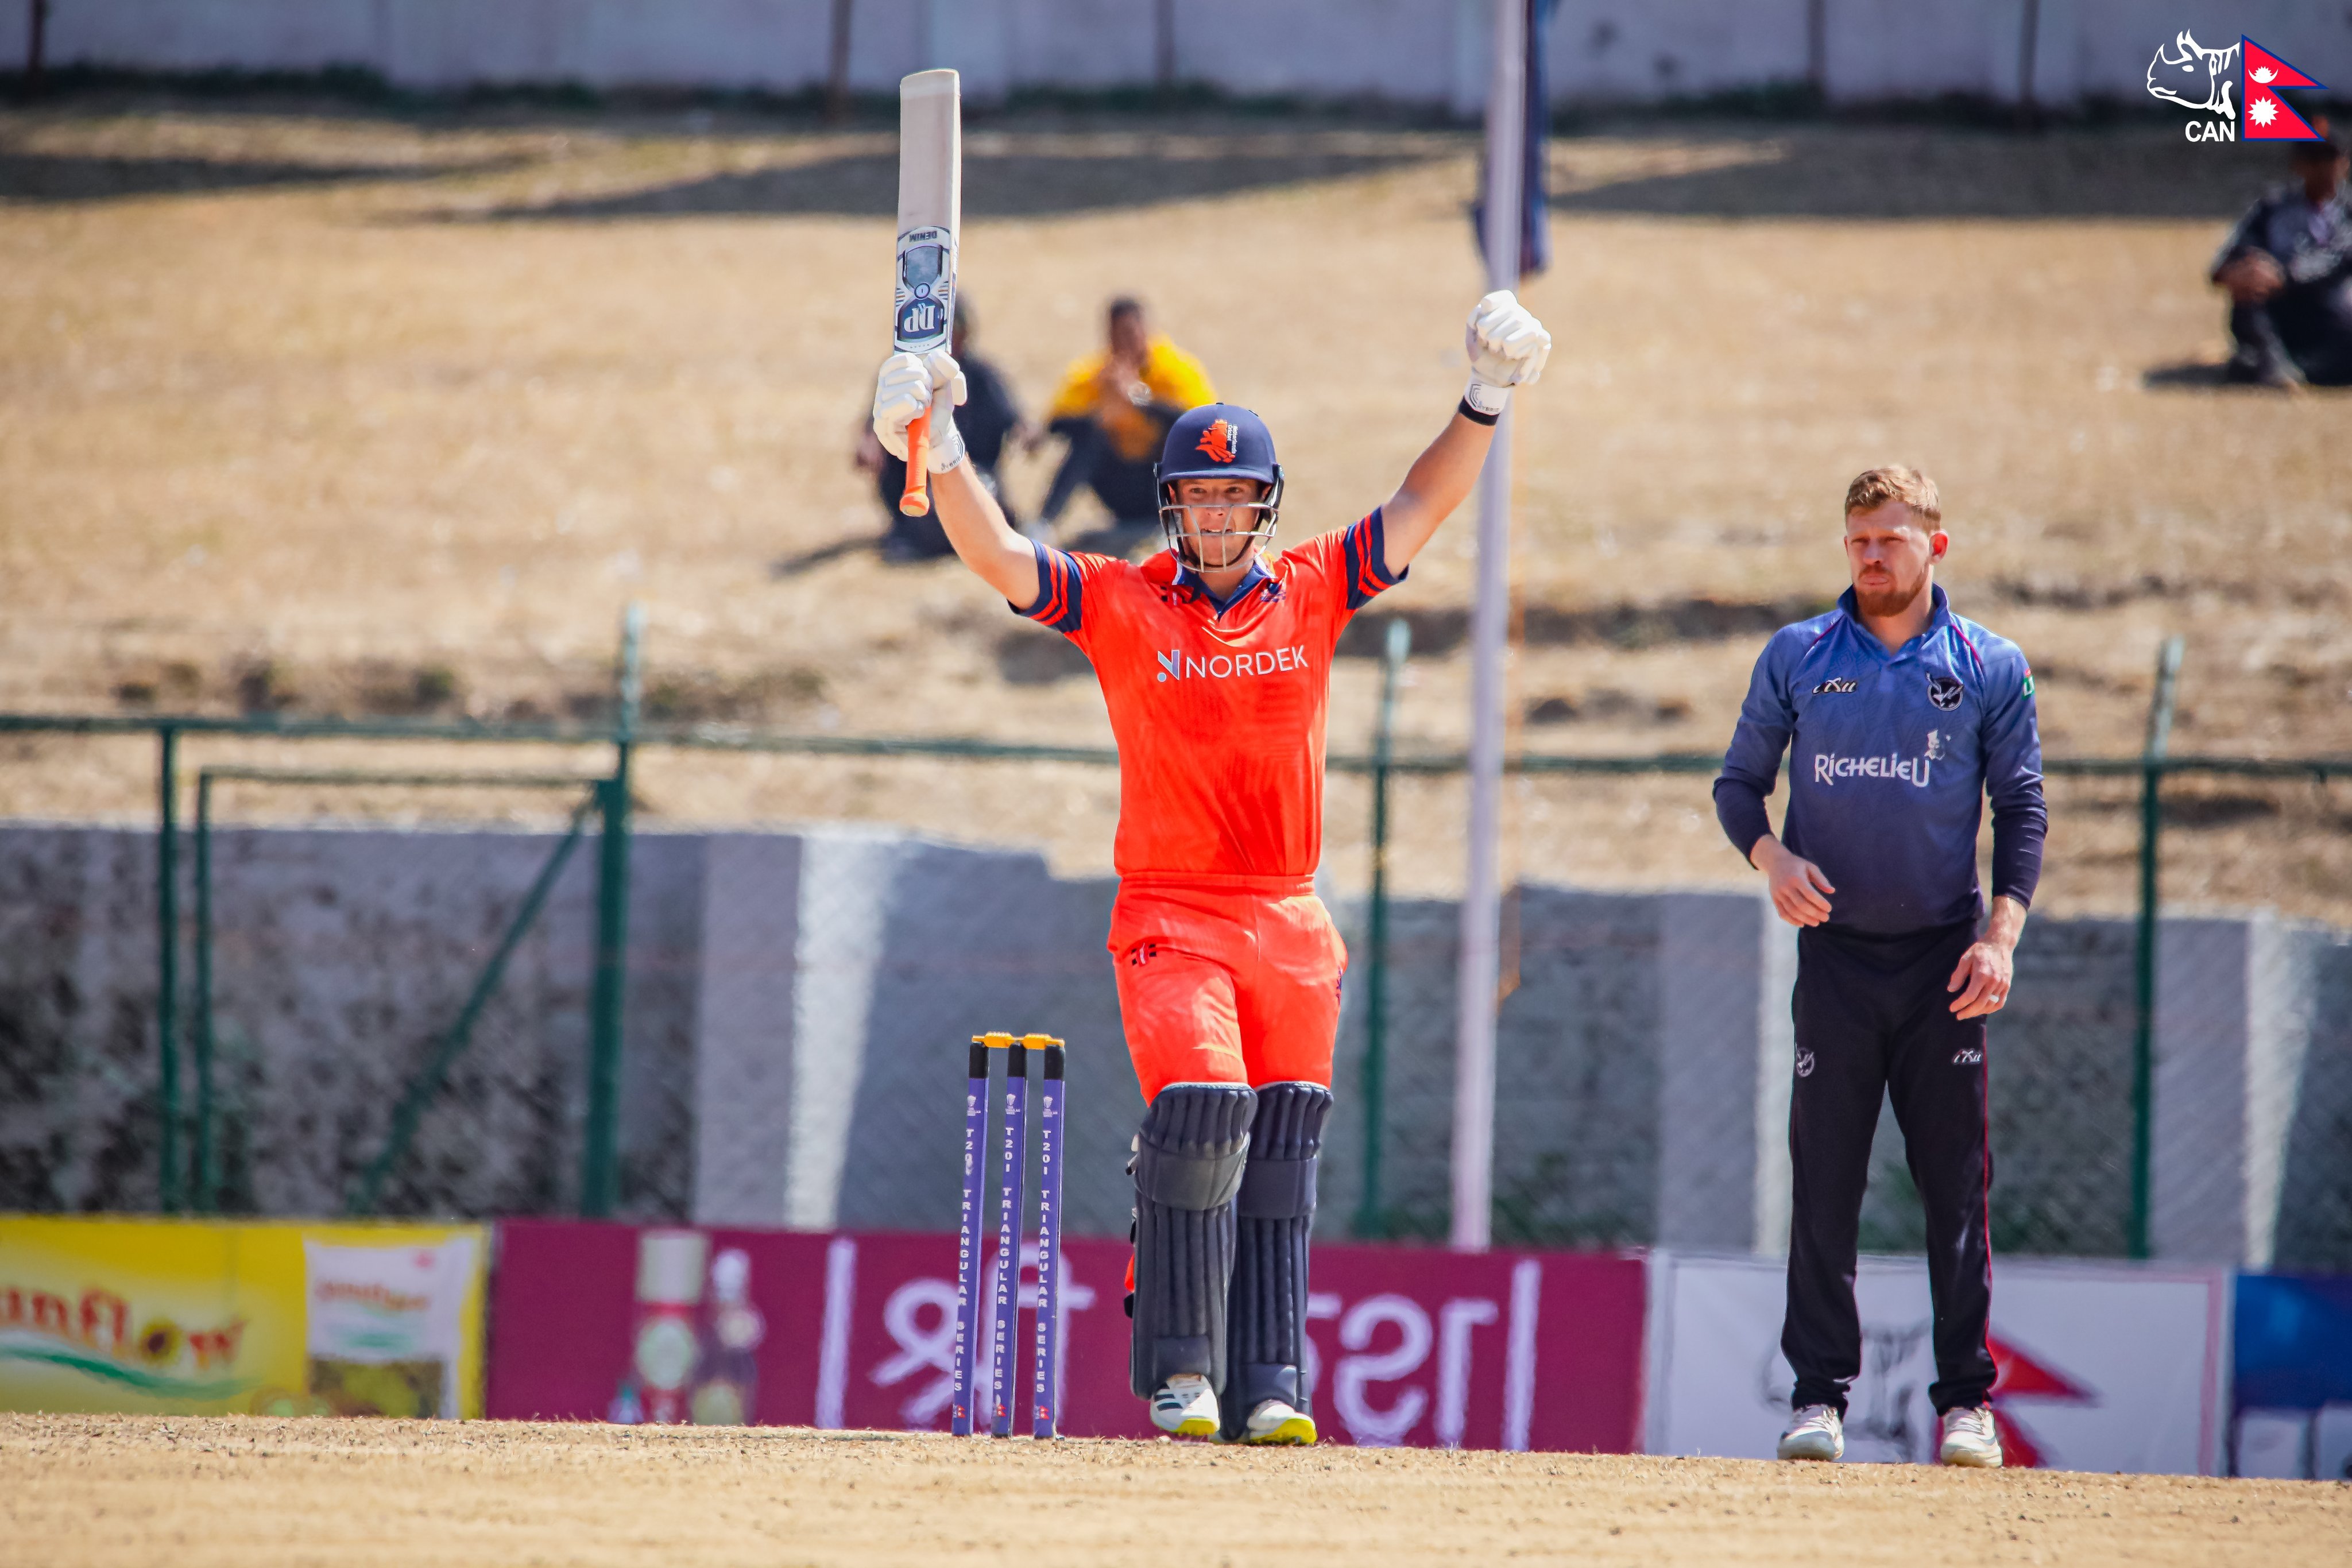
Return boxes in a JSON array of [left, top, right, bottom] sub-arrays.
[[1852, 573, 1932, 621]]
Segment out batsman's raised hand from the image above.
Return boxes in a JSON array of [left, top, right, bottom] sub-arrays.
[[871, 349, 968, 471], [1372, 291, 1553, 575], [1462, 289, 1552, 417]]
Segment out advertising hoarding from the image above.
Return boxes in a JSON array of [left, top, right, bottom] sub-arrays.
[[1643, 1250, 2229, 1474], [488, 1221, 1645, 1451], [0, 1216, 486, 1418]]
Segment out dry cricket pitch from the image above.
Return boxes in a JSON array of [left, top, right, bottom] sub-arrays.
[[5, 1414, 2349, 1567]]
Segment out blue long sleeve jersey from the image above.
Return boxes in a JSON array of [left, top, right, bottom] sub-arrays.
[[1713, 585, 2047, 935]]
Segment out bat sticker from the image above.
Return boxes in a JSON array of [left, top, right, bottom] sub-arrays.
[[893, 227, 956, 351]]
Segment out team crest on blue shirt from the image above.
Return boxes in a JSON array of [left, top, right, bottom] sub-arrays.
[[1927, 673, 1964, 711]]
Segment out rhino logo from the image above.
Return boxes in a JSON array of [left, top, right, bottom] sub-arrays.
[[2146, 31, 2238, 119]]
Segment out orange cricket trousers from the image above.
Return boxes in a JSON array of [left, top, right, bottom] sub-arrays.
[[1107, 877, 1347, 1104]]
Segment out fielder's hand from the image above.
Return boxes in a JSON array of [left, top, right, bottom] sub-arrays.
[[1947, 939, 2014, 1019], [1753, 837, 1835, 928], [1947, 896, 2026, 1019], [871, 349, 969, 472], [1463, 290, 1552, 417]]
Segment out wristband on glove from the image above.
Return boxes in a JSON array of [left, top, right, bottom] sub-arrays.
[[1461, 377, 1510, 423]]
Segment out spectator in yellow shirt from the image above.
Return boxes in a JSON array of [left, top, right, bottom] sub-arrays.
[[1038, 297, 1216, 544]]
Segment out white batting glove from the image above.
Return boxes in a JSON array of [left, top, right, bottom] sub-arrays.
[[1463, 290, 1552, 417], [871, 349, 968, 471]]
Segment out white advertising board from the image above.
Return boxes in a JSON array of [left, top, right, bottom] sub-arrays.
[[1643, 1252, 2229, 1474]]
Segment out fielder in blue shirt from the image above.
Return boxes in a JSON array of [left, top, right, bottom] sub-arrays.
[[1715, 466, 2046, 1470]]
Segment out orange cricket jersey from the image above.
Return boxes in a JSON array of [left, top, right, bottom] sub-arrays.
[[1016, 512, 1406, 883]]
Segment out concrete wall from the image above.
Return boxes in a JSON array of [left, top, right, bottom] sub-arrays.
[[38, 2, 2352, 109], [690, 825, 1138, 1237], [2, 820, 2347, 1271], [2153, 915, 2330, 1269], [1315, 889, 1675, 1248]]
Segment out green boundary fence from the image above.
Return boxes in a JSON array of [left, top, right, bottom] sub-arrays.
[[192, 766, 605, 1215], [3, 622, 2348, 1251]]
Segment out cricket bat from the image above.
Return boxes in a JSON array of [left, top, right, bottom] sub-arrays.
[[894, 69, 962, 517]]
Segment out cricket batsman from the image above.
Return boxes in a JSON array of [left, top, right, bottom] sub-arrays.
[[872, 292, 1551, 1443]]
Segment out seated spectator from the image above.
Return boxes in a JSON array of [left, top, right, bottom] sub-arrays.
[[1036, 298, 1214, 543], [855, 298, 1030, 558], [2211, 119, 2351, 388]]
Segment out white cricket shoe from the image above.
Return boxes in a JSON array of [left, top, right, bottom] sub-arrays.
[[1939, 1406, 2004, 1468], [1776, 1404, 1845, 1462], [1238, 1397, 1317, 1446], [1150, 1373, 1220, 1438]]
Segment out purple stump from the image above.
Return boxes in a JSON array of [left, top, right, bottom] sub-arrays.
[[949, 1036, 991, 1437], [988, 1044, 1028, 1436], [1030, 1039, 1067, 1438]]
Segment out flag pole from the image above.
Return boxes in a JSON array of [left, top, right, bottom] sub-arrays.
[[1452, 0, 1526, 1253]]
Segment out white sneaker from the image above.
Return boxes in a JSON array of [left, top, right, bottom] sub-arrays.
[[1939, 1406, 2004, 1468], [1239, 1397, 1317, 1446], [1150, 1373, 1220, 1438], [1776, 1403, 1844, 1461]]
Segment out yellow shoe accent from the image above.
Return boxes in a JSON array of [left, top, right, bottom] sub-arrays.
[[1244, 1409, 1317, 1446], [1151, 1374, 1221, 1438]]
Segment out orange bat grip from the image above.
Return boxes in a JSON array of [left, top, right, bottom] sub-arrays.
[[899, 408, 932, 517]]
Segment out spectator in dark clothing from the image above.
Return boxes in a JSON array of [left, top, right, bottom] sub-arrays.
[[855, 299, 1031, 558], [1035, 298, 1216, 545], [2212, 120, 2352, 388]]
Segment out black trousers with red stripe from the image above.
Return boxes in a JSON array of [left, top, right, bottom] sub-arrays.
[[1782, 920, 1996, 1416]]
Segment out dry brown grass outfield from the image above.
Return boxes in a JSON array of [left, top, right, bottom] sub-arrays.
[[5, 1414, 2350, 1568], [1, 98, 2346, 914]]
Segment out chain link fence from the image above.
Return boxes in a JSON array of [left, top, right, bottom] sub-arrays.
[[2, 638, 2347, 1272], [192, 769, 615, 1221]]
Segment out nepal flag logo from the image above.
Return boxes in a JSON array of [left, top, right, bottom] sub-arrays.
[[2241, 37, 2327, 140], [2147, 32, 2327, 143]]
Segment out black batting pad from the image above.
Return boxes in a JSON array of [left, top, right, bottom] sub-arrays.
[[1128, 1082, 1255, 1399], [1223, 1081, 1333, 1437]]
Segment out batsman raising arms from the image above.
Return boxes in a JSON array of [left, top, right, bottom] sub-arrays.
[[872, 293, 1550, 1443]]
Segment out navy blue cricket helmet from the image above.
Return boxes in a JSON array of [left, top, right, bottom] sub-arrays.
[[1154, 404, 1284, 566]]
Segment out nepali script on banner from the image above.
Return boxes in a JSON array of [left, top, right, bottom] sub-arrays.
[[1642, 1250, 2229, 1474], [0, 1216, 488, 1418], [488, 1221, 1645, 1451]]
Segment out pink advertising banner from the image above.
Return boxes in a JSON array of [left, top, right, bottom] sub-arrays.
[[487, 1222, 1645, 1452]]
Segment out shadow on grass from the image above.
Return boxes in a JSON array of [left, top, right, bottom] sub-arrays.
[[443, 140, 1442, 222], [5, 69, 2323, 226], [1548, 125, 2293, 220], [2141, 361, 2352, 394], [2141, 361, 2231, 389], [461, 123, 2296, 226], [769, 536, 880, 579], [0, 149, 529, 203]]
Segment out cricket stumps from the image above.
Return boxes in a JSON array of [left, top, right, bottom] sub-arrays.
[[950, 1032, 1069, 1439]]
